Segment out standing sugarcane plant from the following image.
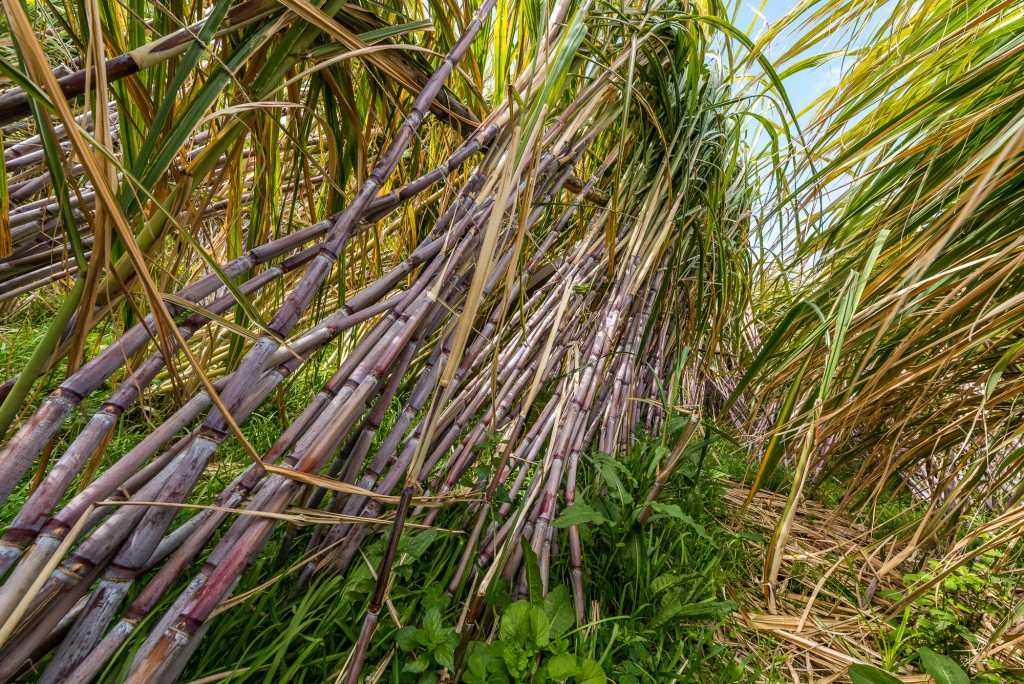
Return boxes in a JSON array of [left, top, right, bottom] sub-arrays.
[[730, 0, 1024, 601]]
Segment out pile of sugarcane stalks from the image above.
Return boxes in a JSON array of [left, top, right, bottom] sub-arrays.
[[0, 0, 483, 307], [0, 0, 761, 680], [0, 99, 332, 300]]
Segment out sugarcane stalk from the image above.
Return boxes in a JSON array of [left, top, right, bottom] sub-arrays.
[[277, 336, 418, 567], [2, 106, 108, 164], [0, 0, 280, 127], [6, 266, 286, 535], [120, 290, 447, 679], [48, 219, 464, 667], [0, 286, 405, 627], [41, 452, 277, 683], [340, 486, 410, 684], [309, 314, 456, 573], [302, 266, 480, 574]]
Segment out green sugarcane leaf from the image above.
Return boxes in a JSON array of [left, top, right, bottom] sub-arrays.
[[986, 336, 1024, 399], [357, 18, 433, 43], [130, 0, 234, 188], [747, 352, 813, 501], [721, 300, 822, 417], [778, 50, 851, 80]]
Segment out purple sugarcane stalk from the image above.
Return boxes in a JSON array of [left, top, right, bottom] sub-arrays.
[[80, 14, 499, 600], [0, 123, 494, 498]]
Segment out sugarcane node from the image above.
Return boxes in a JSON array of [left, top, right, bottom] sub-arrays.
[[101, 564, 137, 582], [98, 402, 122, 416], [62, 562, 87, 581], [50, 386, 85, 406], [196, 425, 228, 441], [0, 529, 34, 546]]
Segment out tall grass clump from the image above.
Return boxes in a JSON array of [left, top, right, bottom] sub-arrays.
[[735, 0, 1024, 608]]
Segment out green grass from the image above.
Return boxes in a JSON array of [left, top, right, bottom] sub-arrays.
[[148, 434, 766, 684]]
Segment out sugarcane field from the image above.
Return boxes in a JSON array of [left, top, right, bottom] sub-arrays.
[[0, 0, 1022, 681]]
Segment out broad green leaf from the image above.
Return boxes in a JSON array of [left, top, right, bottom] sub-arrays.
[[577, 658, 607, 684], [403, 652, 431, 673], [918, 648, 970, 684], [423, 608, 444, 644], [848, 664, 903, 684], [546, 653, 580, 681], [395, 626, 419, 651], [622, 525, 647, 579], [464, 642, 508, 684], [656, 597, 738, 625], [499, 601, 550, 650], [543, 585, 576, 637], [553, 503, 610, 528]]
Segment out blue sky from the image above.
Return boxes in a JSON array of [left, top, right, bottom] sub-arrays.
[[738, 0, 844, 119], [734, 0, 849, 248]]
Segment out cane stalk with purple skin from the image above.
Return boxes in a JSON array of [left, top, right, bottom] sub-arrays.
[[0, 3, 763, 679], [0, 285, 407, 632], [116, 280, 455, 680], [0, 118, 497, 466], [0, 148, 496, 631], [24, 75, 502, 678], [0, 184, 487, 626], [0, 224, 477, 667]]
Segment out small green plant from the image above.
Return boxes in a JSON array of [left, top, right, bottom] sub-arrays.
[[848, 646, 982, 684], [848, 664, 902, 684], [546, 440, 755, 683], [394, 588, 459, 681], [463, 587, 604, 683], [861, 545, 1021, 684], [918, 647, 970, 684], [900, 551, 1012, 660]]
